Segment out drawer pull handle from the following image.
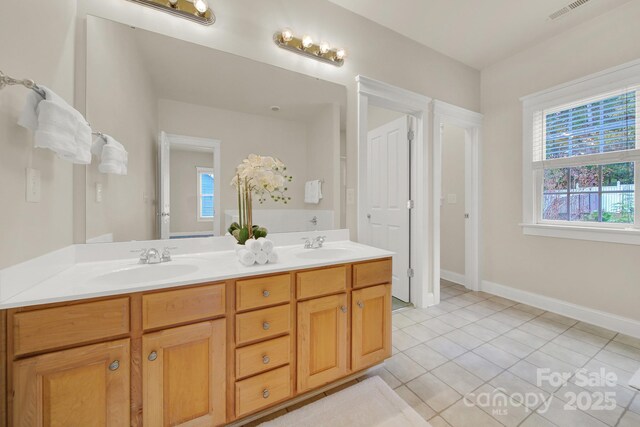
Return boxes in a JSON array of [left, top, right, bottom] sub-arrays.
[[263, 389, 270, 399], [357, 300, 364, 309], [108, 360, 120, 371], [340, 305, 347, 313], [263, 290, 270, 297], [263, 322, 270, 330], [148, 351, 158, 362], [262, 355, 270, 364]]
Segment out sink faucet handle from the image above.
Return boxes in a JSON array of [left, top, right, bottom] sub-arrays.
[[301, 237, 312, 249], [161, 246, 177, 262], [131, 248, 149, 263]]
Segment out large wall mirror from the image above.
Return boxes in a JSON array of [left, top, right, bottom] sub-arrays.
[[85, 16, 347, 243]]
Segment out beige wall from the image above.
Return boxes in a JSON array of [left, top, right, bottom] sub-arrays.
[[441, 124, 465, 276], [0, 0, 77, 268], [85, 17, 158, 242], [169, 149, 214, 234], [367, 106, 405, 130], [481, 1, 640, 321], [158, 99, 319, 212]]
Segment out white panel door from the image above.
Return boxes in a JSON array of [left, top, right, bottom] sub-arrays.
[[367, 116, 410, 302], [158, 131, 171, 240]]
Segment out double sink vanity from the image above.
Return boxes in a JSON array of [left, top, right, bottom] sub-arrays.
[[0, 233, 393, 426]]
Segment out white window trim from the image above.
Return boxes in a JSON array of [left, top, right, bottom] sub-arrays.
[[521, 59, 640, 245], [197, 166, 214, 222]]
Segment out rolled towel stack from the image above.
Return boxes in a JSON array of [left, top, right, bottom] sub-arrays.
[[236, 238, 279, 266]]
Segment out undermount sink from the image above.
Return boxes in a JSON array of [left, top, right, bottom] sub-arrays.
[[294, 248, 356, 260], [88, 263, 200, 287]]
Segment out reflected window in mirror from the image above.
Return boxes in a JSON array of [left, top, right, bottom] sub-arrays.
[[197, 167, 215, 222]]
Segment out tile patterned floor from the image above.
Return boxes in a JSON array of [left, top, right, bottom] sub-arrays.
[[245, 280, 640, 426]]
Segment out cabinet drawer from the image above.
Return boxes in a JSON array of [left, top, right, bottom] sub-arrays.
[[142, 283, 225, 330], [236, 336, 290, 379], [13, 298, 130, 356], [235, 365, 291, 418], [353, 259, 392, 289], [236, 304, 290, 345], [236, 274, 290, 312], [296, 266, 347, 299]]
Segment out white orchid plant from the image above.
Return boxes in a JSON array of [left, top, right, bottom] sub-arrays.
[[228, 154, 292, 244]]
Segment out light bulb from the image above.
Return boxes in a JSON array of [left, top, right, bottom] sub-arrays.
[[335, 48, 346, 60], [193, 0, 208, 15], [281, 28, 293, 42], [301, 35, 313, 49], [319, 41, 330, 54]]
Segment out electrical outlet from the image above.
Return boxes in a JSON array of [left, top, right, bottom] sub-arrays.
[[346, 188, 355, 205], [25, 168, 41, 203], [96, 183, 103, 203]]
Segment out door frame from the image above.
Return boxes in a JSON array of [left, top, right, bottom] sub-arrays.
[[356, 76, 432, 307], [432, 100, 483, 302], [158, 132, 222, 239]]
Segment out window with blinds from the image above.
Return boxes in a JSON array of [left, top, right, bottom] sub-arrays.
[[197, 167, 214, 221], [528, 85, 639, 226]]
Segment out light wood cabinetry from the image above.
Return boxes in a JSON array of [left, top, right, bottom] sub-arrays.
[[2, 257, 392, 426], [351, 284, 392, 371], [12, 339, 130, 426], [297, 293, 348, 392], [142, 320, 226, 426]]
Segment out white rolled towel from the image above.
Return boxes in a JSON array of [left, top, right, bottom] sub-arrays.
[[237, 249, 256, 266], [256, 250, 268, 265], [257, 237, 274, 254], [245, 238, 262, 254], [267, 251, 278, 264]]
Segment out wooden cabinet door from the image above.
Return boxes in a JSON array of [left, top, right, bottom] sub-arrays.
[[352, 284, 392, 371], [297, 293, 348, 392], [143, 320, 226, 427], [13, 339, 130, 427]]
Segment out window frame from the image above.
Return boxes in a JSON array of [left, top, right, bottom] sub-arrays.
[[196, 166, 214, 222], [521, 59, 640, 245]]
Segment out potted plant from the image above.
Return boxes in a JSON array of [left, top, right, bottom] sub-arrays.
[[228, 154, 292, 244]]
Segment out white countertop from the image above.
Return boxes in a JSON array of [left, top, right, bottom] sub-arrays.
[[0, 240, 393, 309]]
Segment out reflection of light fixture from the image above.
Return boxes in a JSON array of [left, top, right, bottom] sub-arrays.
[[127, 0, 215, 26], [301, 35, 313, 49], [274, 29, 346, 67]]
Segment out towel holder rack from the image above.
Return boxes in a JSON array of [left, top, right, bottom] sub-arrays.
[[1, 69, 105, 138]]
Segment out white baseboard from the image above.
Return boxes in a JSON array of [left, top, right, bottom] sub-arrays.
[[441, 269, 466, 287], [481, 280, 640, 339]]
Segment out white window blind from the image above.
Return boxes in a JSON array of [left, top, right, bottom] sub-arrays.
[[531, 85, 640, 169]]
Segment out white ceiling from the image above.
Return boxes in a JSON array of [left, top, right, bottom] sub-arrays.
[[327, 0, 633, 69], [129, 25, 347, 125]]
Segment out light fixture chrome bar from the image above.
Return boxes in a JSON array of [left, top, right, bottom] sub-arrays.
[[127, 0, 215, 26], [0, 70, 46, 98], [273, 31, 345, 67]]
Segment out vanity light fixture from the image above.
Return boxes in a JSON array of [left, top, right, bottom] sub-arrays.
[[274, 29, 346, 67], [127, 0, 215, 26]]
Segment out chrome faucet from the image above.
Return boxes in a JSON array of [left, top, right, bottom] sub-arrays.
[[132, 247, 176, 264], [302, 236, 327, 249]]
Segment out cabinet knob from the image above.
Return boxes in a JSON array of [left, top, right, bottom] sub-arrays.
[[263, 290, 270, 297], [263, 389, 270, 399], [340, 306, 347, 313], [357, 300, 364, 309], [262, 355, 270, 364], [108, 360, 120, 371], [263, 322, 270, 330], [148, 351, 158, 362]]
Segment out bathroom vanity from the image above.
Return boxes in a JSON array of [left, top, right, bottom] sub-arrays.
[[0, 241, 392, 426]]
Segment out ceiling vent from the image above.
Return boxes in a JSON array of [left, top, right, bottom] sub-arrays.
[[549, 0, 591, 20]]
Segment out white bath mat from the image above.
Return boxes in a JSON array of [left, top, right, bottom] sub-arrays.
[[259, 376, 431, 427]]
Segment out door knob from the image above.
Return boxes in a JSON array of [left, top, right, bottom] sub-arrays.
[[148, 351, 158, 361], [340, 306, 347, 313], [263, 290, 270, 297], [263, 389, 270, 399], [108, 360, 120, 371], [262, 355, 270, 364], [263, 322, 270, 330], [357, 301, 364, 309]]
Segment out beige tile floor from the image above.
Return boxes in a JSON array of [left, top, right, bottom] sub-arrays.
[[245, 280, 640, 427]]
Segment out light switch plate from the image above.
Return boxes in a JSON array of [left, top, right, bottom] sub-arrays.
[[25, 168, 41, 203], [447, 194, 457, 204], [346, 188, 355, 205]]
